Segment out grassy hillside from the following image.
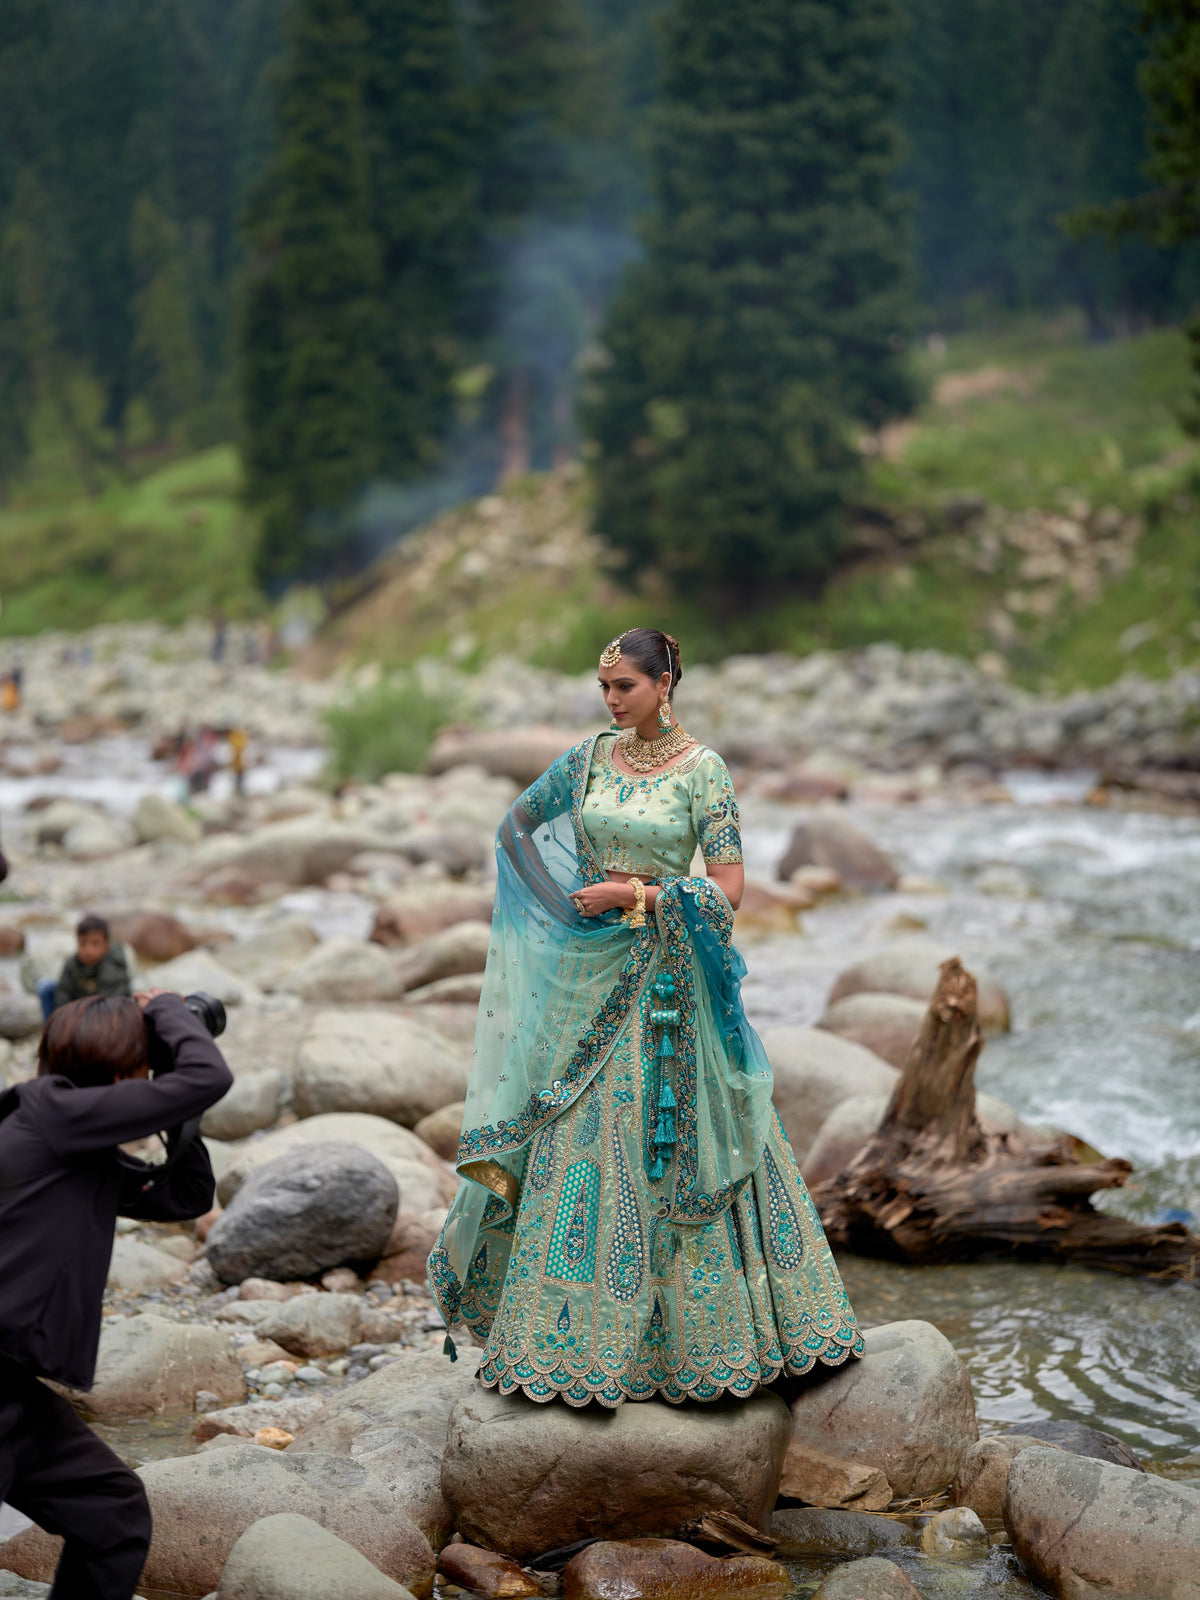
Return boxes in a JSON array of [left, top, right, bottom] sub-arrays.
[[0, 446, 261, 637], [3, 317, 1197, 690]]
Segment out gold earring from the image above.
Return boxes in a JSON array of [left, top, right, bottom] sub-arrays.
[[658, 698, 671, 729]]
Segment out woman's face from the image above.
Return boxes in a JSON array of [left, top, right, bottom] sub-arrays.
[[598, 664, 671, 730]]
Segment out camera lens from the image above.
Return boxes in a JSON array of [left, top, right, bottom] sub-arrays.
[[182, 991, 227, 1038]]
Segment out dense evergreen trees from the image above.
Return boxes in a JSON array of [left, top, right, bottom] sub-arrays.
[[586, 0, 916, 598]]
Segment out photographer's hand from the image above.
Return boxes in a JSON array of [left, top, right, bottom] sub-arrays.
[[134, 988, 171, 1009]]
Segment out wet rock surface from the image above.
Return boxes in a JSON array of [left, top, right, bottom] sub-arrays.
[[810, 1557, 922, 1600], [756, 1025, 897, 1162], [561, 1539, 789, 1600], [215, 1511, 419, 1600], [76, 1313, 246, 1417], [1004, 1446, 1200, 1599], [437, 1543, 541, 1598]]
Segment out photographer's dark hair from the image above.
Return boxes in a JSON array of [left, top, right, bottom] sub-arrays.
[[76, 914, 109, 941], [611, 628, 684, 701], [38, 995, 146, 1089]]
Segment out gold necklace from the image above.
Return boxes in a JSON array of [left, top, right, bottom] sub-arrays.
[[617, 723, 697, 772]]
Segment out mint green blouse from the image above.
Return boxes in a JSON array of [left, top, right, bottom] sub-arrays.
[[580, 733, 743, 880]]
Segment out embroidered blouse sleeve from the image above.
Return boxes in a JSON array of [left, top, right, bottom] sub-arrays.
[[690, 752, 743, 867]]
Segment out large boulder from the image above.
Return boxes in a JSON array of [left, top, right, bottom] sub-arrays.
[[757, 1026, 897, 1160], [770, 1509, 915, 1560], [0, 1443, 435, 1598], [62, 816, 131, 860], [215, 1114, 458, 1215], [827, 939, 1010, 1033], [205, 1143, 398, 1285], [1004, 1447, 1200, 1600], [287, 1345, 484, 1547], [561, 1540, 789, 1600], [1002, 1418, 1144, 1471], [254, 1294, 364, 1358], [31, 798, 100, 846], [143, 948, 261, 1006], [952, 1435, 1063, 1523], [133, 792, 202, 846], [799, 1094, 891, 1187], [426, 726, 577, 786], [370, 885, 496, 948], [280, 939, 406, 1004], [216, 1512, 418, 1600], [784, 1321, 977, 1502], [201, 1069, 285, 1141], [394, 923, 492, 994], [185, 818, 388, 891], [815, 993, 926, 1070], [75, 1314, 245, 1417], [777, 816, 899, 892], [219, 916, 320, 989], [294, 1012, 469, 1127], [441, 1386, 791, 1558], [105, 1235, 189, 1294], [108, 908, 197, 963]]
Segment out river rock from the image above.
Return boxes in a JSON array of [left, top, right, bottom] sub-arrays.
[[106, 1235, 190, 1294], [279, 939, 405, 1003], [187, 818, 388, 891], [219, 916, 320, 989], [815, 993, 926, 1069], [395, 923, 492, 993], [0, 925, 24, 956], [0, 1576, 46, 1597], [370, 884, 496, 947], [769, 1509, 915, 1559], [77, 1313, 245, 1417], [811, 1558, 921, 1600], [254, 1294, 363, 1358], [827, 939, 1010, 1033], [405, 973, 485, 1005], [0, 993, 44, 1041], [215, 1113, 458, 1215], [1004, 1446, 1200, 1599], [31, 798, 101, 846], [439, 1544, 540, 1598], [144, 948, 261, 1006], [1002, 1418, 1144, 1470], [414, 1102, 463, 1161], [373, 1211, 446, 1286], [133, 792, 202, 845], [0, 1442, 436, 1597], [426, 725, 576, 786], [287, 1345, 484, 1548], [63, 815, 130, 860], [734, 880, 811, 936], [205, 1144, 398, 1285], [392, 824, 489, 878], [784, 1321, 977, 1501], [441, 1386, 791, 1558], [778, 1443, 892, 1512], [799, 1094, 891, 1186], [777, 816, 899, 892], [195, 1395, 328, 1442], [294, 1011, 469, 1126], [561, 1540, 789, 1600], [201, 1069, 285, 1141], [108, 909, 197, 963], [216, 1512, 418, 1600], [953, 1434, 1059, 1522], [918, 1505, 988, 1557], [757, 1026, 897, 1159]]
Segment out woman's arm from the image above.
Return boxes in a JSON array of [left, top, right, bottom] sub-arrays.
[[570, 864, 744, 917], [705, 863, 743, 910]]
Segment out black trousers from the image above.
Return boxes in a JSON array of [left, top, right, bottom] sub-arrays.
[[0, 1360, 150, 1600]]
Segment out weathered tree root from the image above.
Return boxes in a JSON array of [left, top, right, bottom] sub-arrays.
[[812, 958, 1200, 1282]]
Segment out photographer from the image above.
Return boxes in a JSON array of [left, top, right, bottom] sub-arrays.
[[0, 990, 232, 1600]]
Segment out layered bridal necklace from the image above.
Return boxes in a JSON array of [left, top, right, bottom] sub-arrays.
[[617, 722, 697, 772]]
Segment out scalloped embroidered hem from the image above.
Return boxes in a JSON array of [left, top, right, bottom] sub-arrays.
[[477, 1325, 863, 1409]]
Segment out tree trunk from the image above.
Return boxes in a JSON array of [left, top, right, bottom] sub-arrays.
[[812, 959, 1200, 1283]]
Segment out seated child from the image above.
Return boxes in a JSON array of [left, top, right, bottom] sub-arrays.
[[37, 915, 132, 1022]]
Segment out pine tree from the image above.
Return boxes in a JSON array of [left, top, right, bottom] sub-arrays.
[[585, 0, 916, 599], [130, 193, 204, 441], [238, 0, 385, 585]]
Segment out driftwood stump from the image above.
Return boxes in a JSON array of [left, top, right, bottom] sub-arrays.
[[812, 958, 1200, 1282]]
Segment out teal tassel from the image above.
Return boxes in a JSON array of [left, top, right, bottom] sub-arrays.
[[443, 1334, 458, 1363], [649, 1153, 665, 1179], [654, 1115, 675, 1146], [657, 1033, 675, 1058], [658, 1080, 677, 1112]]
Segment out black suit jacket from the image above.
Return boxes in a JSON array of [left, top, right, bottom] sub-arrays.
[[0, 993, 232, 1388]]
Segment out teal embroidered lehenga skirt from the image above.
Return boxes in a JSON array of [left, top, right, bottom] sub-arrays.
[[428, 732, 863, 1408]]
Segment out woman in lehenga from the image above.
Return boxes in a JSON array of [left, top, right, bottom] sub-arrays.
[[428, 628, 863, 1407]]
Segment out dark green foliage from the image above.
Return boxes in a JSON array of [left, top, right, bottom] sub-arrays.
[[323, 671, 456, 781], [587, 0, 917, 597], [238, 0, 385, 586]]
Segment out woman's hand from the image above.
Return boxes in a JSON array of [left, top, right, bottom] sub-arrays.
[[570, 881, 634, 917]]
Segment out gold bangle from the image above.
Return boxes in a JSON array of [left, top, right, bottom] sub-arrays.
[[624, 877, 647, 930]]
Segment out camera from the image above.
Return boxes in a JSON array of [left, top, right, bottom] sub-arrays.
[[183, 990, 226, 1039]]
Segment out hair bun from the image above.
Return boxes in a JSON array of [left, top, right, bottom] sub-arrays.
[[662, 632, 683, 682]]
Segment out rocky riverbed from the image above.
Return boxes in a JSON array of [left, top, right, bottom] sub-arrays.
[[2, 622, 1200, 1600]]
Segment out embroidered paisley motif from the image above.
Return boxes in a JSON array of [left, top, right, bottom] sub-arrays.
[[604, 1119, 645, 1302], [762, 1144, 805, 1271]]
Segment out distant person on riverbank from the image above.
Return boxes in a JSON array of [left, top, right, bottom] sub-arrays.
[[0, 669, 19, 713], [36, 916, 132, 1022], [228, 726, 249, 796]]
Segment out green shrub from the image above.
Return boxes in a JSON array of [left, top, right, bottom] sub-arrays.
[[323, 672, 455, 784]]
